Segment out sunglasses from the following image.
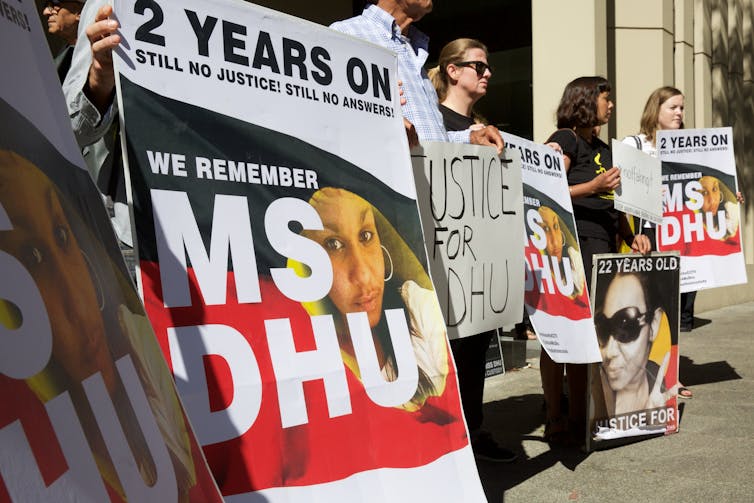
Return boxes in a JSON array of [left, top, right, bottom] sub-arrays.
[[454, 60, 492, 77], [594, 306, 653, 347]]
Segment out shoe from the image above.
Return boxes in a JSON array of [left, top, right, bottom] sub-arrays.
[[543, 416, 569, 445], [680, 324, 693, 332], [678, 386, 693, 399], [471, 431, 518, 463]]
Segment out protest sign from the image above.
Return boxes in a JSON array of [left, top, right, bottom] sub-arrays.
[[411, 142, 524, 339], [503, 133, 601, 364], [113, 0, 484, 500], [0, 1, 222, 500], [612, 139, 663, 225], [588, 253, 680, 448], [656, 127, 747, 292]]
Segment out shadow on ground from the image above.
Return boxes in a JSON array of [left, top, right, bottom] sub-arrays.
[[679, 355, 741, 387], [475, 393, 590, 501]]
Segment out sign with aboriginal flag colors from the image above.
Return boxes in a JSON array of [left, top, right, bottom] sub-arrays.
[[656, 127, 747, 292], [588, 252, 680, 449], [0, 0, 222, 501], [411, 142, 525, 340], [114, 0, 483, 500], [503, 133, 601, 364]]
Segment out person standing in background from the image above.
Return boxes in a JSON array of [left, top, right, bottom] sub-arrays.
[[62, 0, 137, 280], [427, 38, 517, 463], [330, 0, 504, 153], [543, 76, 651, 446], [42, 0, 85, 83]]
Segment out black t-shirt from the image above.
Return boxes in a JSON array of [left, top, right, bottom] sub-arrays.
[[439, 104, 475, 131], [547, 129, 619, 241]]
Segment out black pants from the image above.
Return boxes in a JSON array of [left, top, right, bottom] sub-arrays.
[[449, 330, 495, 434], [681, 291, 696, 328]]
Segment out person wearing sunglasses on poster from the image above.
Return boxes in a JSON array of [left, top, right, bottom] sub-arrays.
[[595, 272, 678, 417], [425, 38, 517, 463]]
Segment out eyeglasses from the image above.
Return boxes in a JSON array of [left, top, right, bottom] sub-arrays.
[[594, 306, 653, 347], [43, 1, 81, 10], [454, 60, 492, 77]]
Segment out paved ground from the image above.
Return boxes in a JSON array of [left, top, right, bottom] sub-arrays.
[[477, 301, 754, 502]]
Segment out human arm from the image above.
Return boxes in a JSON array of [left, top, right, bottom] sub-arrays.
[[618, 213, 652, 254], [469, 124, 504, 154], [62, 1, 120, 147], [548, 130, 621, 198], [445, 125, 503, 153]]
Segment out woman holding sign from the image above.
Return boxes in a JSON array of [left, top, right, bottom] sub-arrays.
[[623, 87, 743, 337], [427, 38, 518, 463], [541, 77, 651, 446]]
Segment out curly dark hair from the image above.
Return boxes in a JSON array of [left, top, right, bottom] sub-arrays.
[[556, 76, 612, 129]]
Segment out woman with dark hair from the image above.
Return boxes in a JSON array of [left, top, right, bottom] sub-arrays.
[[540, 76, 651, 446]]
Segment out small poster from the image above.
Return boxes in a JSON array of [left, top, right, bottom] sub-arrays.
[[612, 139, 663, 225], [656, 127, 747, 292], [588, 252, 680, 447]]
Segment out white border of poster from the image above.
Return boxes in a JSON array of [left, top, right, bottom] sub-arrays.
[[656, 127, 747, 292], [0, 0, 222, 500], [503, 132, 601, 364]]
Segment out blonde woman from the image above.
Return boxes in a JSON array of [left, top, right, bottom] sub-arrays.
[[427, 38, 518, 463], [429, 38, 491, 131]]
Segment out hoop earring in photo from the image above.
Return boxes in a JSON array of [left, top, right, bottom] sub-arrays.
[[382, 245, 394, 282]]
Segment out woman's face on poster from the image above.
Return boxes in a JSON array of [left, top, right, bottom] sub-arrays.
[[539, 207, 563, 261], [306, 188, 385, 328], [0, 154, 112, 386], [699, 176, 722, 214], [598, 275, 654, 392]]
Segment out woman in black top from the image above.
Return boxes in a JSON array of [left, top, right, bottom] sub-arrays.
[[427, 38, 517, 463], [542, 76, 651, 446], [429, 38, 492, 132]]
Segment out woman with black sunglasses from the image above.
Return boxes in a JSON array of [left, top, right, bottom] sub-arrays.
[[540, 77, 652, 446], [429, 38, 492, 132], [595, 272, 676, 416], [426, 38, 518, 464]]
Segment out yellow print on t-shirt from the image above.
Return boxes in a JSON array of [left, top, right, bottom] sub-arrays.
[[594, 152, 614, 200]]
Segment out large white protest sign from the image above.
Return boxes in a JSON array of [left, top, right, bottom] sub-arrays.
[[411, 142, 524, 339], [656, 127, 747, 292], [612, 140, 663, 225], [503, 132, 601, 364], [0, 1, 222, 500], [113, 0, 485, 500]]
